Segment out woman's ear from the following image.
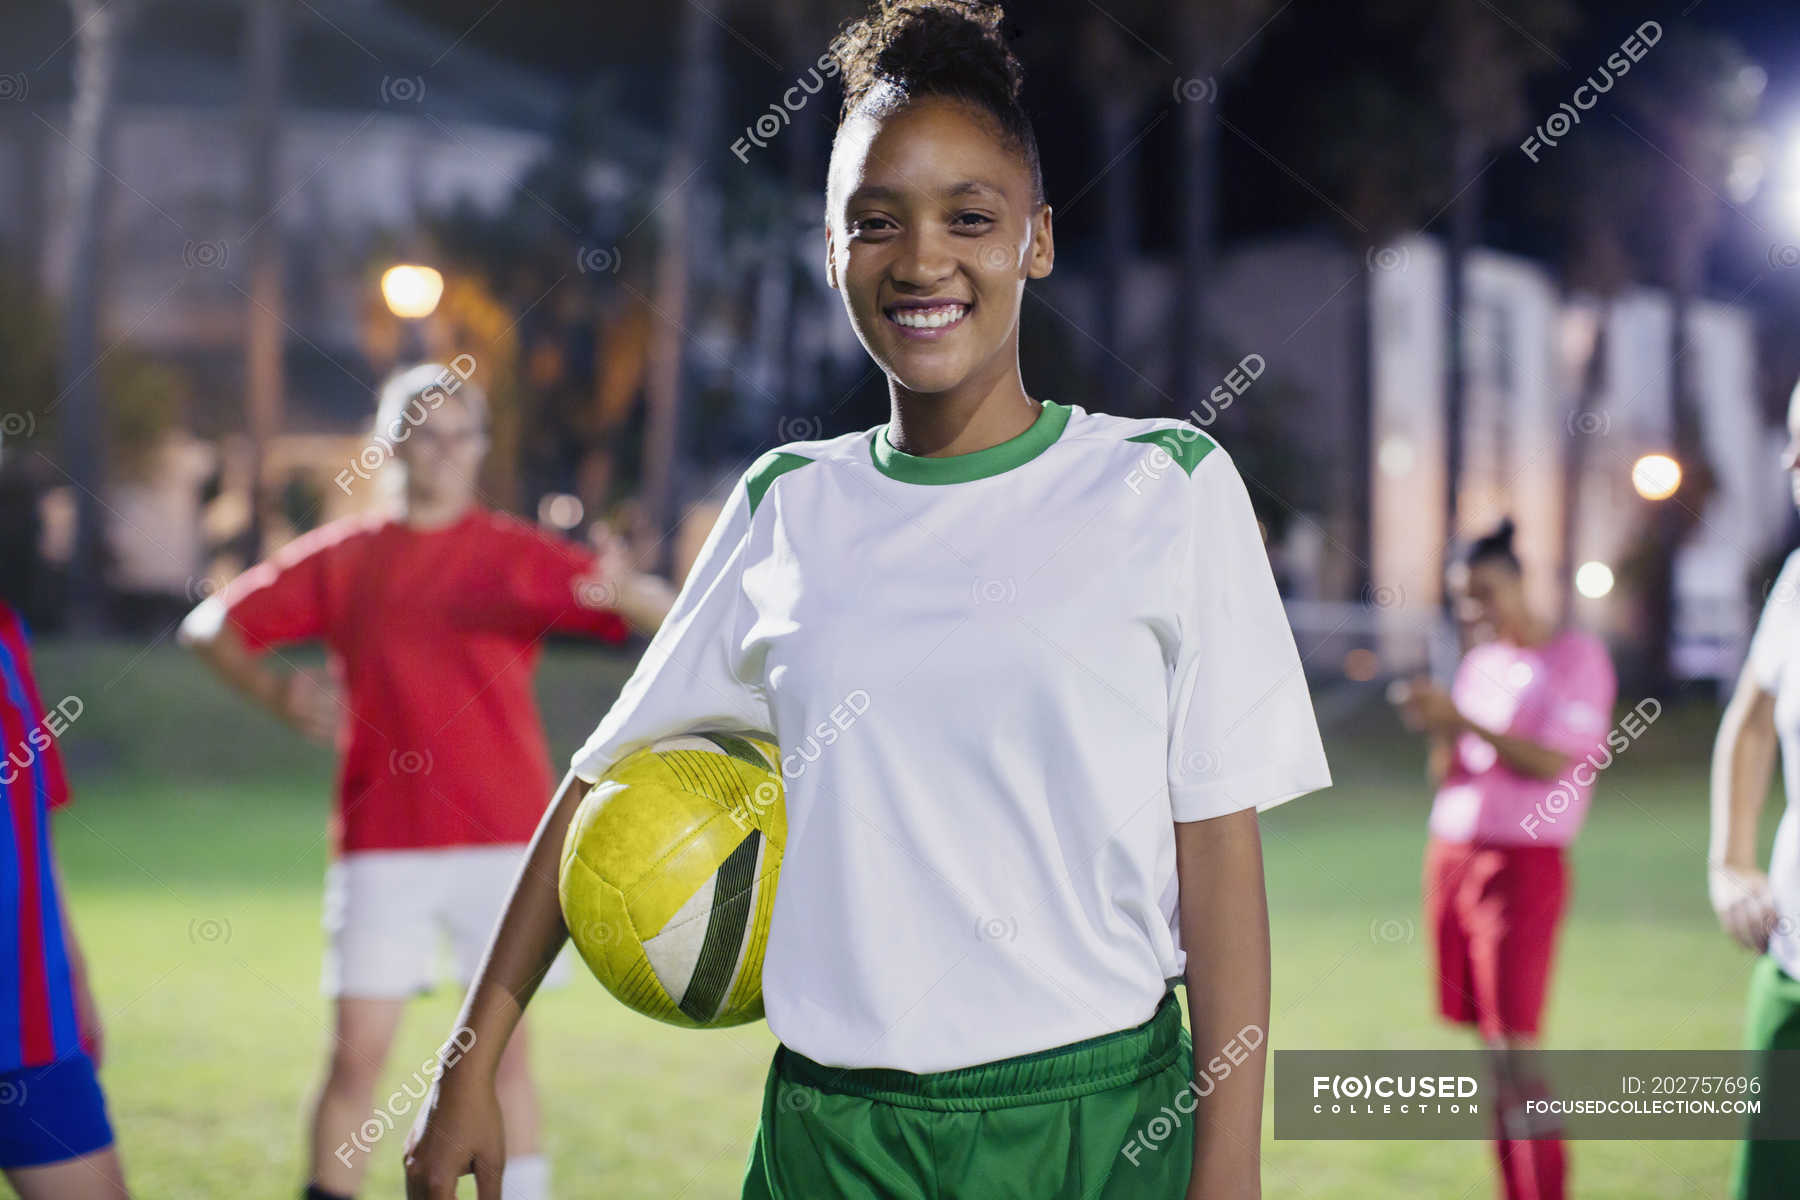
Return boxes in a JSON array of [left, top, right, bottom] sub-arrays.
[[1026, 204, 1054, 280], [825, 224, 840, 292]]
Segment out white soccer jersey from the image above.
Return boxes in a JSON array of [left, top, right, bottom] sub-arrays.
[[570, 399, 1332, 1071], [1747, 549, 1800, 981]]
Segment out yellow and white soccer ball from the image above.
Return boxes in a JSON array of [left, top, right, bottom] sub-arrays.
[[558, 731, 784, 1029]]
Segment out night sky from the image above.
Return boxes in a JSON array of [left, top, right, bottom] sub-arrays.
[[384, 0, 1800, 287]]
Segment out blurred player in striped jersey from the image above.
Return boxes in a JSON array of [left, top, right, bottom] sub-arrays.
[[0, 595, 129, 1198]]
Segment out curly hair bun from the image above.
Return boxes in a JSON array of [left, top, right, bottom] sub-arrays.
[[828, 1, 1043, 205], [832, 0, 1023, 117]]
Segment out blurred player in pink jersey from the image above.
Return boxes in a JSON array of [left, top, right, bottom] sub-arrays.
[[1394, 518, 1618, 1200]]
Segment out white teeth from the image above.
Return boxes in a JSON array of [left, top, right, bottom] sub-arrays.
[[890, 304, 967, 329]]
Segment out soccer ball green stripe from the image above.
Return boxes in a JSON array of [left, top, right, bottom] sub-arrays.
[[678, 828, 762, 1023]]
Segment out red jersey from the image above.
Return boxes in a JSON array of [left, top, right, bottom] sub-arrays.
[[222, 508, 630, 853]]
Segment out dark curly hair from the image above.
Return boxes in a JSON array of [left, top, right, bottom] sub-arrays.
[[829, 0, 1045, 206]]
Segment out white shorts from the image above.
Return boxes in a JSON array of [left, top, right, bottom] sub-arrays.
[[321, 845, 575, 999]]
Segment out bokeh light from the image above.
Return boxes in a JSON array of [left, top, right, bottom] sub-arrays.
[[381, 264, 445, 319], [1632, 454, 1682, 501]]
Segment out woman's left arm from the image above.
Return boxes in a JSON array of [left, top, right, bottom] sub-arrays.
[[51, 851, 103, 1067], [1459, 722, 1569, 781], [1177, 807, 1269, 1200], [1403, 680, 1570, 781]]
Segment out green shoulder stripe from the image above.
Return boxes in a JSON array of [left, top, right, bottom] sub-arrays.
[[1123, 424, 1217, 477], [745, 450, 815, 516]]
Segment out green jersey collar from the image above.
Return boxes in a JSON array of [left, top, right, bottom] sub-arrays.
[[869, 399, 1071, 485]]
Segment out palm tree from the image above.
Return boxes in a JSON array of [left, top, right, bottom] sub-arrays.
[[1619, 29, 1761, 693], [1070, 3, 1164, 415], [767, 0, 863, 420], [1369, 0, 1574, 546], [1532, 125, 1644, 625], [57, 0, 139, 629], [241, 0, 288, 562], [1161, 0, 1282, 432], [1435, 0, 1574, 547], [641, 0, 722, 575], [1304, 69, 1450, 599]]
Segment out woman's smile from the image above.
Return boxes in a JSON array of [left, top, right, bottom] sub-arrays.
[[884, 298, 972, 339]]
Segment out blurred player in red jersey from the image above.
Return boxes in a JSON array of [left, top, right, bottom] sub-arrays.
[[1, 595, 129, 1198], [1394, 519, 1618, 1200], [180, 364, 674, 1200]]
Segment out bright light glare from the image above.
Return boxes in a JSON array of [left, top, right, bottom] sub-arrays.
[[538, 493, 584, 530], [1632, 453, 1682, 501], [1576, 561, 1616, 599], [381, 265, 444, 319], [1377, 436, 1416, 477]]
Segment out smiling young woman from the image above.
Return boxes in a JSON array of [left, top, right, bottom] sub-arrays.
[[404, 4, 1332, 1198]]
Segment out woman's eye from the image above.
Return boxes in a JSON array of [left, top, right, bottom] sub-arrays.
[[849, 216, 896, 236], [952, 212, 995, 230]]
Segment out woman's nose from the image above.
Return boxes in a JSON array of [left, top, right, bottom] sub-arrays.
[[891, 230, 954, 287]]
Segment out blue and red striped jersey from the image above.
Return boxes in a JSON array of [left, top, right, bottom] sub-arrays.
[[0, 601, 80, 1072]]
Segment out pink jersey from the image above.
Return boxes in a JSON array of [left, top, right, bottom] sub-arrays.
[[1427, 630, 1617, 847]]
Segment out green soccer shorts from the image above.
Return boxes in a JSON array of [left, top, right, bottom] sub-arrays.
[[1734, 953, 1800, 1200], [741, 990, 1197, 1199]]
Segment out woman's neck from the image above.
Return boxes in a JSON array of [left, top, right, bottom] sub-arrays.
[[397, 493, 475, 530], [886, 368, 1037, 459], [1504, 616, 1555, 649]]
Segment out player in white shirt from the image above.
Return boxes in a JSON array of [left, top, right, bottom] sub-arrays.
[[1710, 381, 1800, 1200], [405, 2, 1330, 1197]]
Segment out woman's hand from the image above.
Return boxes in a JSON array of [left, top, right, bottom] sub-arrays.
[[1710, 862, 1782, 953], [277, 669, 339, 746], [583, 524, 676, 635], [1391, 677, 1465, 737], [405, 771, 587, 1196], [404, 1071, 506, 1200]]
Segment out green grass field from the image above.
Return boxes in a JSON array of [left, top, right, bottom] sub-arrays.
[[28, 640, 1777, 1198]]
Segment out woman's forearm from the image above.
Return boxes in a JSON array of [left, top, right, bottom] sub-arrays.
[[611, 572, 677, 637], [1426, 734, 1453, 787], [178, 600, 288, 716], [1462, 722, 1569, 782], [438, 771, 587, 1082], [1711, 683, 1777, 869], [1176, 809, 1270, 1198]]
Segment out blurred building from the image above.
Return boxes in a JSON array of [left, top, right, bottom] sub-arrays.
[[1099, 232, 1784, 683], [0, 0, 587, 609]]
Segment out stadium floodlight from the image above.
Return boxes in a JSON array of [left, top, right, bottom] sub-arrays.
[[1631, 453, 1682, 501], [381, 264, 445, 320], [1575, 561, 1616, 600]]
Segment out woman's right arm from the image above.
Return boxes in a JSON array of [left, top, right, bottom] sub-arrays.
[[1426, 732, 1454, 788], [404, 769, 587, 1200], [402, 469, 771, 1197], [1709, 664, 1781, 951], [178, 599, 336, 744]]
